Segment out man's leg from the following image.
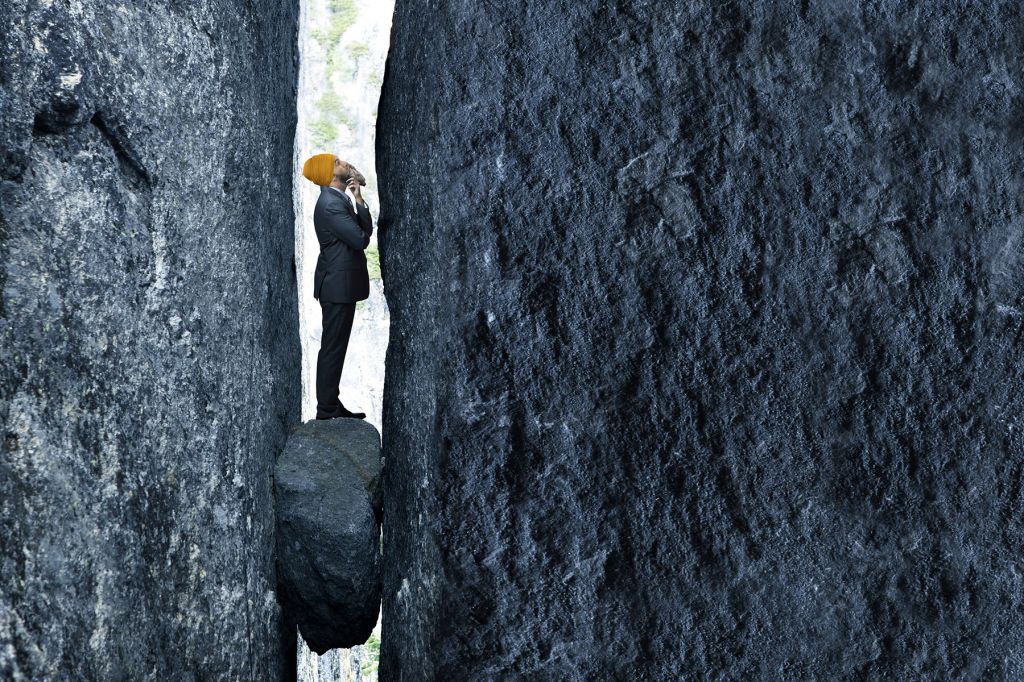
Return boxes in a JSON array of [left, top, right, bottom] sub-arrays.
[[315, 299, 356, 417]]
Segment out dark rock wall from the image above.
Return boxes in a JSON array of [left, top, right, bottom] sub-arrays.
[[377, 1, 1024, 678], [0, 1, 299, 679]]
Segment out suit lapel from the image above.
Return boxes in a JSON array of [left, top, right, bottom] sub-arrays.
[[340, 194, 356, 217], [325, 185, 357, 216]]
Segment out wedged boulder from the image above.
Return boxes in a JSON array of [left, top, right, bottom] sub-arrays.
[[274, 418, 383, 654]]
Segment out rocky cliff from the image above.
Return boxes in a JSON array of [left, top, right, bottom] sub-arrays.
[[0, 1, 299, 679], [376, 2, 1024, 678]]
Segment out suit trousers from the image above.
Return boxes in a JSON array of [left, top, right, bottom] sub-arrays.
[[315, 299, 356, 414]]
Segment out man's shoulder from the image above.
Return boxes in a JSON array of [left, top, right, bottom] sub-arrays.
[[316, 186, 344, 208]]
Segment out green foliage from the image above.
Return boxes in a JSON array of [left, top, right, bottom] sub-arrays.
[[367, 69, 383, 91], [317, 89, 342, 118], [327, 0, 356, 15], [312, 89, 356, 140], [336, 105, 357, 131], [347, 40, 371, 61], [366, 243, 381, 281], [326, 52, 357, 80], [314, 0, 360, 81], [361, 632, 381, 677], [309, 118, 336, 148], [313, 85, 360, 143], [310, 27, 328, 47], [313, 0, 358, 47]]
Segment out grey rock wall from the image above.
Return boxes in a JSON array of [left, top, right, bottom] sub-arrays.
[[275, 418, 383, 654], [0, 1, 299, 679], [377, 1, 1024, 678]]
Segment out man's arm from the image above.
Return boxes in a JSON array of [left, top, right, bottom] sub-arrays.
[[324, 201, 370, 250], [356, 202, 374, 239]]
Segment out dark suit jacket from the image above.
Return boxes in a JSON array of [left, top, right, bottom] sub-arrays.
[[313, 185, 374, 303]]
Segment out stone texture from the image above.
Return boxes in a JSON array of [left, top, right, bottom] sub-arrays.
[[0, 1, 299, 679], [377, 1, 1024, 678], [275, 418, 383, 655]]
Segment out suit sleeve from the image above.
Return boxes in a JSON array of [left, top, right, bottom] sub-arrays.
[[356, 203, 374, 239], [324, 201, 370, 250]]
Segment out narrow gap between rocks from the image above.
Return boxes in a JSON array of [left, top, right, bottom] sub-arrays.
[[291, 0, 393, 678]]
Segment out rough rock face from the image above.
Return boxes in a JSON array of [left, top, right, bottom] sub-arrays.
[[377, 2, 1024, 678], [275, 418, 383, 654], [0, 1, 299, 679]]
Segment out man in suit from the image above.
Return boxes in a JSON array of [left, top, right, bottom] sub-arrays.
[[302, 153, 374, 420]]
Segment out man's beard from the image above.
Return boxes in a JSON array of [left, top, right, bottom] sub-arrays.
[[342, 168, 366, 186]]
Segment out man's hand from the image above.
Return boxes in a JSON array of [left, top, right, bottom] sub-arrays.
[[346, 176, 365, 206]]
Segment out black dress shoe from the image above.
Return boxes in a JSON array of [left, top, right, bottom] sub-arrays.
[[337, 405, 366, 419], [316, 405, 366, 420], [316, 405, 343, 420]]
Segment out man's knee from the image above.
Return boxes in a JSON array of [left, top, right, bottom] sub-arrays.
[[318, 341, 349, 358]]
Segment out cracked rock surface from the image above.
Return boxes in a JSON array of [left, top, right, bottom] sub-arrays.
[[377, 2, 1024, 678], [1, 1, 299, 679], [275, 418, 383, 655]]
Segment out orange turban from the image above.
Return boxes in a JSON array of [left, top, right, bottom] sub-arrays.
[[302, 153, 337, 186]]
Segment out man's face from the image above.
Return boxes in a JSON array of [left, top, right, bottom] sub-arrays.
[[334, 158, 367, 187], [334, 158, 350, 184]]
